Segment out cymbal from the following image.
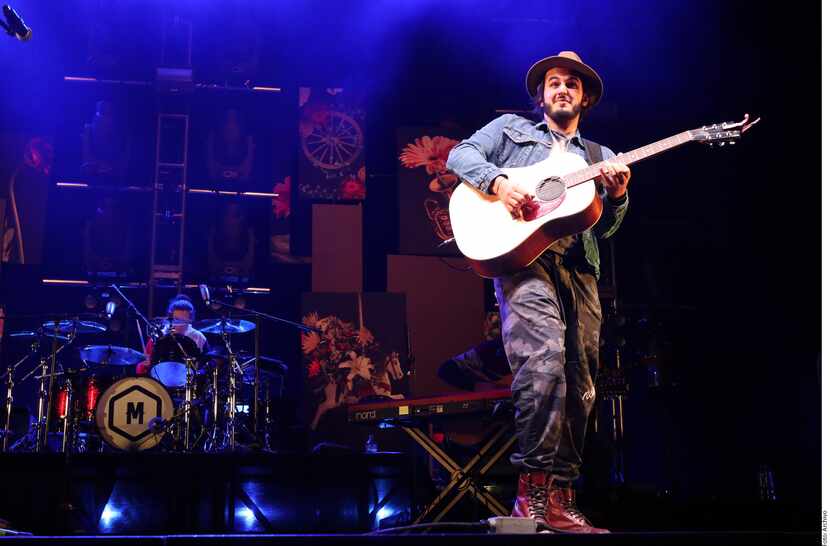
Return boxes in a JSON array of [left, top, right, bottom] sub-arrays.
[[205, 346, 234, 360], [241, 354, 288, 375], [195, 318, 255, 335], [240, 354, 287, 385], [204, 348, 287, 380], [42, 320, 106, 335], [9, 330, 70, 342], [80, 345, 146, 367]]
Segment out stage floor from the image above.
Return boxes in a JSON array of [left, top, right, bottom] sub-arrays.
[[0, 452, 818, 541], [0, 532, 820, 545]]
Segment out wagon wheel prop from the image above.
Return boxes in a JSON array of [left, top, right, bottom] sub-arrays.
[[302, 111, 363, 171]]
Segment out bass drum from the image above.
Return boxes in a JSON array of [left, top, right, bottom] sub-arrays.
[[95, 377, 174, 451]]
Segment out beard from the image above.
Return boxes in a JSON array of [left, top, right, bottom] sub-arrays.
[[544, 100, 583, 125]]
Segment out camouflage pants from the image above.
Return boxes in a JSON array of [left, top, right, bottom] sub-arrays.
[[494, 253, 601, 482]]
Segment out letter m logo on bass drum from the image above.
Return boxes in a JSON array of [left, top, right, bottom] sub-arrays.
[[108, 385, 164, 442], [126, 401, 145, 424]]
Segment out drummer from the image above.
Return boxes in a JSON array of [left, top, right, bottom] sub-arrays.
[[136, 295, 207, 375]]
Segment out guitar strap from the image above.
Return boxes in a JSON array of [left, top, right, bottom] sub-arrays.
[[582, 138, 604, 166]]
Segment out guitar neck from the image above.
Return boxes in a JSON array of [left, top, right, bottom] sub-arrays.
[[564, 130, 694, 188]]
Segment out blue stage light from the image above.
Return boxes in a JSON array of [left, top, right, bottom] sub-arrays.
[[235, 506, 257, 529], [376, 506, 394, 520], [99, 504, 121, 528]]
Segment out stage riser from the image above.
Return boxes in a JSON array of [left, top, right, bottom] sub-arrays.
[[0, 453, 413, 535]]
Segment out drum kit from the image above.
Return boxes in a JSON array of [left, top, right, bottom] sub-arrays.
[[1, 314, 287, 454]]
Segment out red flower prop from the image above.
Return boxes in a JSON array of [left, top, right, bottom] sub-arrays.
[[23, 137, 54, 176], [272, 176, 291, 219], [308, 360, 322, 379], [339, 176, 366, 200], [399, 135, 459, 175]]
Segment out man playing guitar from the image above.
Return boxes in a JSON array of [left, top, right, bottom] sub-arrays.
[[446, 51, 630, 533]]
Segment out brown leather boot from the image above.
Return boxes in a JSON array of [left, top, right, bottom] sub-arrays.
[[545, 483, 610, 533], [511, 471, 551, 530]]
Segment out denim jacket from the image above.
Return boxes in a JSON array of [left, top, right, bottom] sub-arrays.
[[446, 114, 629, 278]]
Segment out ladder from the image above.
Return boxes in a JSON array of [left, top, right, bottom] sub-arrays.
[[148, 17, 192, 317]]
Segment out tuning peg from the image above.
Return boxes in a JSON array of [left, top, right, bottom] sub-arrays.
[[729, 141, 736, 145], [719, 142, 726, 147]]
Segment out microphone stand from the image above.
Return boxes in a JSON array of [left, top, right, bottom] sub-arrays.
[[207, 298, 320, 335], [109, 284, 163, 343]]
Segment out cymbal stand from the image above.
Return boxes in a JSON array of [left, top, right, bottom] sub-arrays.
[[1, 340, 39, 452], [182, 356, 197, 451], [202, 298, 319, 448], [221, 322, 243, 451], [206, 359, 220, 451], [59, 374, 73, 453], [40, 325, 74, 453], [263, 378, 272, 452], [15, 327, 73, 453], [606, 240, 625, 486]]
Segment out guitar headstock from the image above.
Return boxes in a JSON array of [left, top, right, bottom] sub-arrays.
[[690, 113, 761, 147]]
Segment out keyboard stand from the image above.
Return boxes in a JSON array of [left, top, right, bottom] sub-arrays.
[[401, 420, 516, 524]]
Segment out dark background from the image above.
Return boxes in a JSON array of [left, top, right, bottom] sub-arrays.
[[0, 0, 820, 529]]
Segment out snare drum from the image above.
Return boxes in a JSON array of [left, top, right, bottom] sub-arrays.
[[95, 377, 174, 451]]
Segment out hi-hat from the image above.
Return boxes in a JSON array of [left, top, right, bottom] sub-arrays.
[[80, 345, 146, 367], [195, 318, 255, 335]]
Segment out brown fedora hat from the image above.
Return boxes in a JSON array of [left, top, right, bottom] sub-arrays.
[[525, 51, 603, 108]]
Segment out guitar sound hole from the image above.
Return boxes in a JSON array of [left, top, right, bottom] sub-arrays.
[[536, 177, 565, 202]]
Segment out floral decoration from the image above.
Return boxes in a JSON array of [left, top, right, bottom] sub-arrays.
[[302, 312, 404, 429], [399, 134, 461, 241]]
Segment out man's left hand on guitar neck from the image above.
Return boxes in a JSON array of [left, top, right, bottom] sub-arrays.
[[598, 161, 631, 200]]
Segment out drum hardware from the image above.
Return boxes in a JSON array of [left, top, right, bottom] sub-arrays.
[[206, 324, 245, 452], [3, 314, 105, 453], [141, 397, 205, 451], [182, 356, 198, 451], [263, 378, 273, 452], [10, 330, 70, 342], [2, 340, 41, 452], [194, 318, 256, 335], [41, 319, 106, 336], [108, 283, 164, 365], [79, 345, 145, 367], [58, 375, 73, 453], [36, 331, 71, 453], [198, 284, 315, 451], [147, 331, 204, 451]]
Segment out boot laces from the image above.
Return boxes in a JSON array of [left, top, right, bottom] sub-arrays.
[[528, 483, 548, 520]]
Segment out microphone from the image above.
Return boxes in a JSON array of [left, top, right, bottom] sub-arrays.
[[147, 416, 166, 434], [2, 5, 31, 42], [105, 301, 117, 320], [199, 284, 211, 305]]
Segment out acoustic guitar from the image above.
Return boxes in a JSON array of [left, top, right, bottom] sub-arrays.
[[448, 114, 759, 278]]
